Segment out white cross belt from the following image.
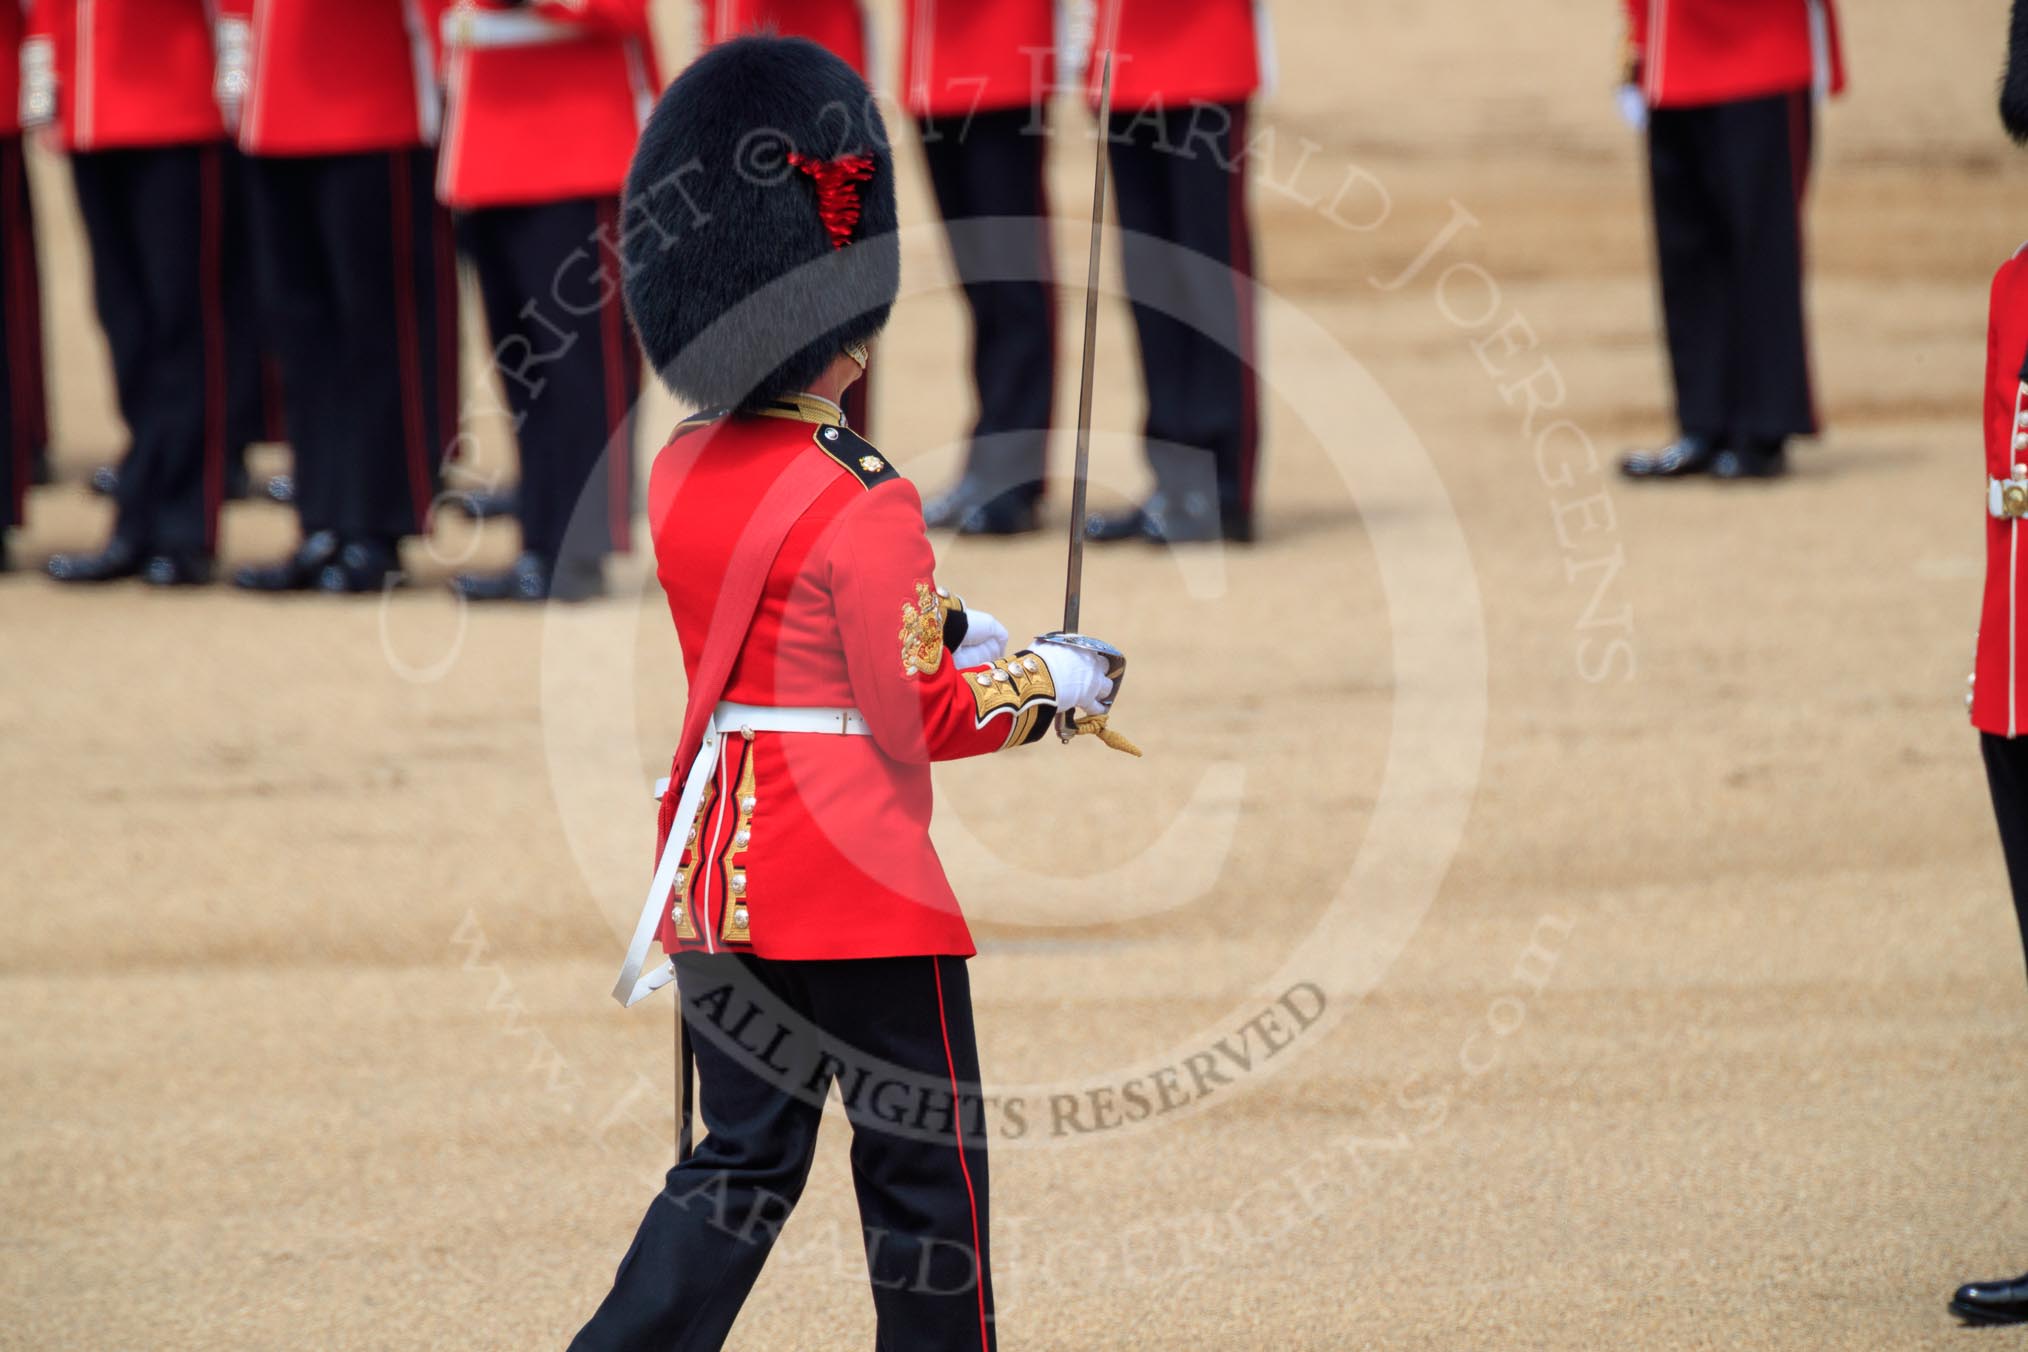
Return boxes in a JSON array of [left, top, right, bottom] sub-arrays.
[[613, 703, 873, 1007]]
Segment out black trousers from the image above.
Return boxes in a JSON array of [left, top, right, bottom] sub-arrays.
[[221, 145, 284, 467], [1983, 733, 2028, 985], [1107, 100, 1259, 535], [573, 953, 996, 1352], [244, 147, 454, 541], [458, 196, 637, 563], [1, 133, 45, 532], [920, 106, 1056, 507], [1647, 89, 1818, 447], [70, 143, 233, 556]]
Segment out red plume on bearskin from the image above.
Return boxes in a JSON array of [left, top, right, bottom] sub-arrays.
[[618, 36, 899, 410], [2006, 0, 2028, 143]]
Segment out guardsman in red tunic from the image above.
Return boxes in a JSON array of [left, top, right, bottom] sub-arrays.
[[1952, 1, 2028, 1328], [905, 0, 1060, 537], [1618, 0, 1846, 481], [436, 0, 658, 601], [224, 0, 459, 594], [1, 0, 48, 571], [569, 38, 1133, 1352], [25, 0, 234, 585], [1078, 0, 1269, 545]]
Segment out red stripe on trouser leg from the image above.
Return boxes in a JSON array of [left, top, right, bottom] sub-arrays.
[[932, 956, 991, 1352], [199, 146, 227, 554], [1225, 105, 1260, 522], [389, 151, 433, 534]]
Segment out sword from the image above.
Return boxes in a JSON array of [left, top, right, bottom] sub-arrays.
[[1039, 51, 1131, 748]]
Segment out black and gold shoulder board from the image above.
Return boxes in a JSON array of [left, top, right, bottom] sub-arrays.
[[672, 407, 731, 441], [811, 424, 901, 490]]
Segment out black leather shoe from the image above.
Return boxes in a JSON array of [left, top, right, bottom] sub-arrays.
[[923, 482, 1039, 536], [446, 485, 520, 521], [1085, 492, 1223, 545], [1711, 437, 1787, 480], [233, 530, 341, 592], [316, 537, 402, 593], [1620, 434, 1717, 479], [1952, 1273, 2028, 1325], [451, 551, 603, 602], [47, 537, 143, 583], [142, 551, 213, 586], [89, 463, 120, 496]]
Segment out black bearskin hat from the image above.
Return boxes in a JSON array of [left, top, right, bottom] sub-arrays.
[[619, 36, 899, 410], [2007, 0, 2028, 142]]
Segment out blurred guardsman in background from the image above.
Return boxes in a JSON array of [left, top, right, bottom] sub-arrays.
[[1950, 0, 2028, 1329], [1618, 0, 1845, 482], [437, 0, 657, 602], [1079, 0, 1268, 545], [907, 0, 1059, 537], [696, 0, 877, 438], [25, 0, 233, 585], [1, 0, 48, 572], [569, 36, 1131, 1351], [224, 0, 456, 594]]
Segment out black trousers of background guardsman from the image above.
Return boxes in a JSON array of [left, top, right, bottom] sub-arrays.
[[919, 106, 1056, 510], [458, 197, 636, 564], [1, 132, 46, 535], [1108, 101, 1260, 538], [1983, 734, 2028, 985], [244, 147, 455, 543], [573, 953, 996, 1352], [69, 143, 233, 557], [1647, 88, 1818, 448]]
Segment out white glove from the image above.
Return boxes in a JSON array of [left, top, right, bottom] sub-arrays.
[[1616, 84, 1648, 132], [951, 610, 1009, 669], [1031, 640, 1114, 717]]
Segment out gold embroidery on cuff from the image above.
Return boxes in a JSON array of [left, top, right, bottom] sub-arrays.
[[718, 746, 758, 945], [965, 650, 1058, 745], [900, 580, 946, 678]]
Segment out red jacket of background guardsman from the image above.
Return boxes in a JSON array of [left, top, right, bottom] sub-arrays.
[[1972, 246, 2028, 739], [648, 398, 1068, 961], [218, 0, 447, 155], [20, 0, 223, 150], [697, 0, 867, 75], [437, 0, 659, 208], [899, 0, 1054, 118], [1084, 0, 1265, 108], [1625, 0, 1846, 108]]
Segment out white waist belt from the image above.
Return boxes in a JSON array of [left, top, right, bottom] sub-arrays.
[[1992, 474, 2028, 520], [442, 9, 584, 49], [616, 703, 871, 1006]]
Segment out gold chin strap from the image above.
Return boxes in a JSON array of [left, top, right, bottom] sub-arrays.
[[1070, 714, 1142, 757], [843, 341, 870, 371]]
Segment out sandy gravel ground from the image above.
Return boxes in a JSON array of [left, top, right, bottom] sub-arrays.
[[5, 2, 2028, 1348]]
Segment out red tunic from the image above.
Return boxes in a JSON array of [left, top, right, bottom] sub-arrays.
[[1973, 246, 2028, 739], [898, 0, 1054, 118], [437, 0, 659, 209], [647, 397, 1067, 961], [222, 0, 447, 155], [1625, 0, 1846, 109], [21, 0, 223, 150], [697, 0, 867, 76], [1084, 0, 1264, 109]]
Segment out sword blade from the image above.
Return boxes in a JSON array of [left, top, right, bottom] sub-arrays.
[[1062, 51, 1113, 635]]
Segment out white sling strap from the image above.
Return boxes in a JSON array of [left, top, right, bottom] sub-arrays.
[[612, 703, 873, 1006]]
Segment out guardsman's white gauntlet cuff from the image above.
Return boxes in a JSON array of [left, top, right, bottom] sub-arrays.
[[951, 609, 1009, 668]]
